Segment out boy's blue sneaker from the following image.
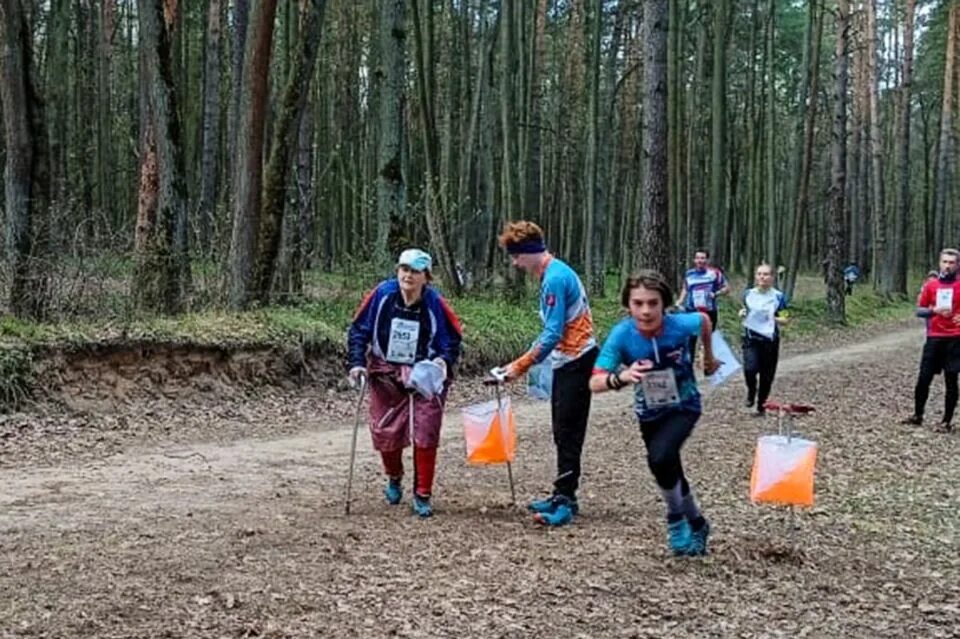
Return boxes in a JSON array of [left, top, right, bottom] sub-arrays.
[[412, 494, 433, 518], [527, 494, 579, 517], [667, 517, 694, 555], [383, 478, 403, 505], [532, 495, 576, 527], [688, 518, 711, 556]]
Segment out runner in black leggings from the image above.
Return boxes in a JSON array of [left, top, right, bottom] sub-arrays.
[[590, 271, 720, 556], [739, 263, 789, 416], [903, 250, 960, 433]]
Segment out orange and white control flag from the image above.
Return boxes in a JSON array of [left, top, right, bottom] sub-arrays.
[[750, 435, 817, 507], [461, 398, 517, 465]]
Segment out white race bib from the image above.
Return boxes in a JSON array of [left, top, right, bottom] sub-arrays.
[[936, 288, 954, 312], [641, 369, 681, 408], [692, 289, 708, 309], [386, 318, 420, 364], [745, 308, 775, 338]]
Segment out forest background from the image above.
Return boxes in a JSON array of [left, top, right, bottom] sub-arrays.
[[0, 0, 957, 399]]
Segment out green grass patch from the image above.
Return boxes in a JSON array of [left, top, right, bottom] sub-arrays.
[[0, 270, 918, 411]]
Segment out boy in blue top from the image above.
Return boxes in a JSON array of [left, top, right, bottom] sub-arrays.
[[590, 270, 720, 556]]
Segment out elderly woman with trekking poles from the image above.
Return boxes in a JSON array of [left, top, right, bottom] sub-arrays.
[[589, 270, 720, 556], [346, 249, 463, 518]]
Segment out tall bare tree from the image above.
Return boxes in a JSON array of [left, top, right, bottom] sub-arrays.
[[0, 0, 50, 318], [253, 0, 328, 303], [891, 0, 916, 295], [827, 0, 849, 323], [867, 0, 887, 291], [374, 0, 407, 270], [410, 0, 462, 295], [198, 0, 223, 255], [935, 1, 958, 253], [638, 0, 672, 282], [584, 0, 604, 295], [133, 0, 190, 314], [227, 0, 279, 309]]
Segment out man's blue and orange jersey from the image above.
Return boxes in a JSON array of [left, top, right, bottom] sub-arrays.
[[508, 256, 596, 377]]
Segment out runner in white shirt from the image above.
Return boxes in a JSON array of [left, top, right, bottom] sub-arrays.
[[739, 263, 789, 416]]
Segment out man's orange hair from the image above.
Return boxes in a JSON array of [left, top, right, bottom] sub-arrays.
[[498, 221, 544, 247]]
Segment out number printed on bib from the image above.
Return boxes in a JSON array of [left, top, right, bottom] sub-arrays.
[[386, 318, 421, 364], [641, 369, 681, 408]]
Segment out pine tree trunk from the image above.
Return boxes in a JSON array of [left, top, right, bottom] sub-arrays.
[[935, 2, 957, 253], [584, 0, 604, 296], [892, 0, 915, 295], [374, 0, 407, 270], [198, 0, 223, 255], [133, 0, 190, 315], [709, 0, 730, 265], [227, 0, 278, 309], [410, 0, 461, 295], [638, 0, 672, 282], [868, 0, 888, 291], [253, 0, 327, 303], [786, 0, 823, 301], [0, 0, 50, 318], [765, 0, 777, 270], [827, 0, 849, 323]]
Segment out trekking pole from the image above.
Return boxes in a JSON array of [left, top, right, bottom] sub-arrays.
[[344, 373, 367, 515], [409, 391, 417, 502]]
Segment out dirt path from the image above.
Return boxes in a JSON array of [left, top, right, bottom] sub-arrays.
[[0, 328, 923, 531], [4, 325, 957, 639]]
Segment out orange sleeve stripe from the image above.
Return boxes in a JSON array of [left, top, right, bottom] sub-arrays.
[[352, 288, 378, 322], [439, 297, 463, 335], [509, 349, 540, 377]]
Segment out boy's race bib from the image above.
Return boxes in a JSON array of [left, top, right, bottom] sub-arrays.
[[641, 369, 681, 408]]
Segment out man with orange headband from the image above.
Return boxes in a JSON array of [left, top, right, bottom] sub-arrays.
[[492, 221, 598, 527]]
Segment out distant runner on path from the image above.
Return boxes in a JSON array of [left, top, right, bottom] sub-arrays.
[[902, 248, 960, 434], [677, 248, 729, 354]]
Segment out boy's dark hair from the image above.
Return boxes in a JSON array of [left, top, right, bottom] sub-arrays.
[[621, 270, 674, 309]]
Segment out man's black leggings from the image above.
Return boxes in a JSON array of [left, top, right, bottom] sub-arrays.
[[914, 338, 960, 423], [551, 347, 599, 498]]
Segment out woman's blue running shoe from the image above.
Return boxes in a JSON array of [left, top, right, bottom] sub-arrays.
[[383, 478, 403, 505], [412, 494, 433, 518]]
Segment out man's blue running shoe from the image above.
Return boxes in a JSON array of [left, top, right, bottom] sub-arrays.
[[688, 519, 711, 556], [527, 495, 579, 516], [383, 478, 403, 505], [667, 518, 694, 555], [533, 495, 576, 527], [412, 494, 433, 518]]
